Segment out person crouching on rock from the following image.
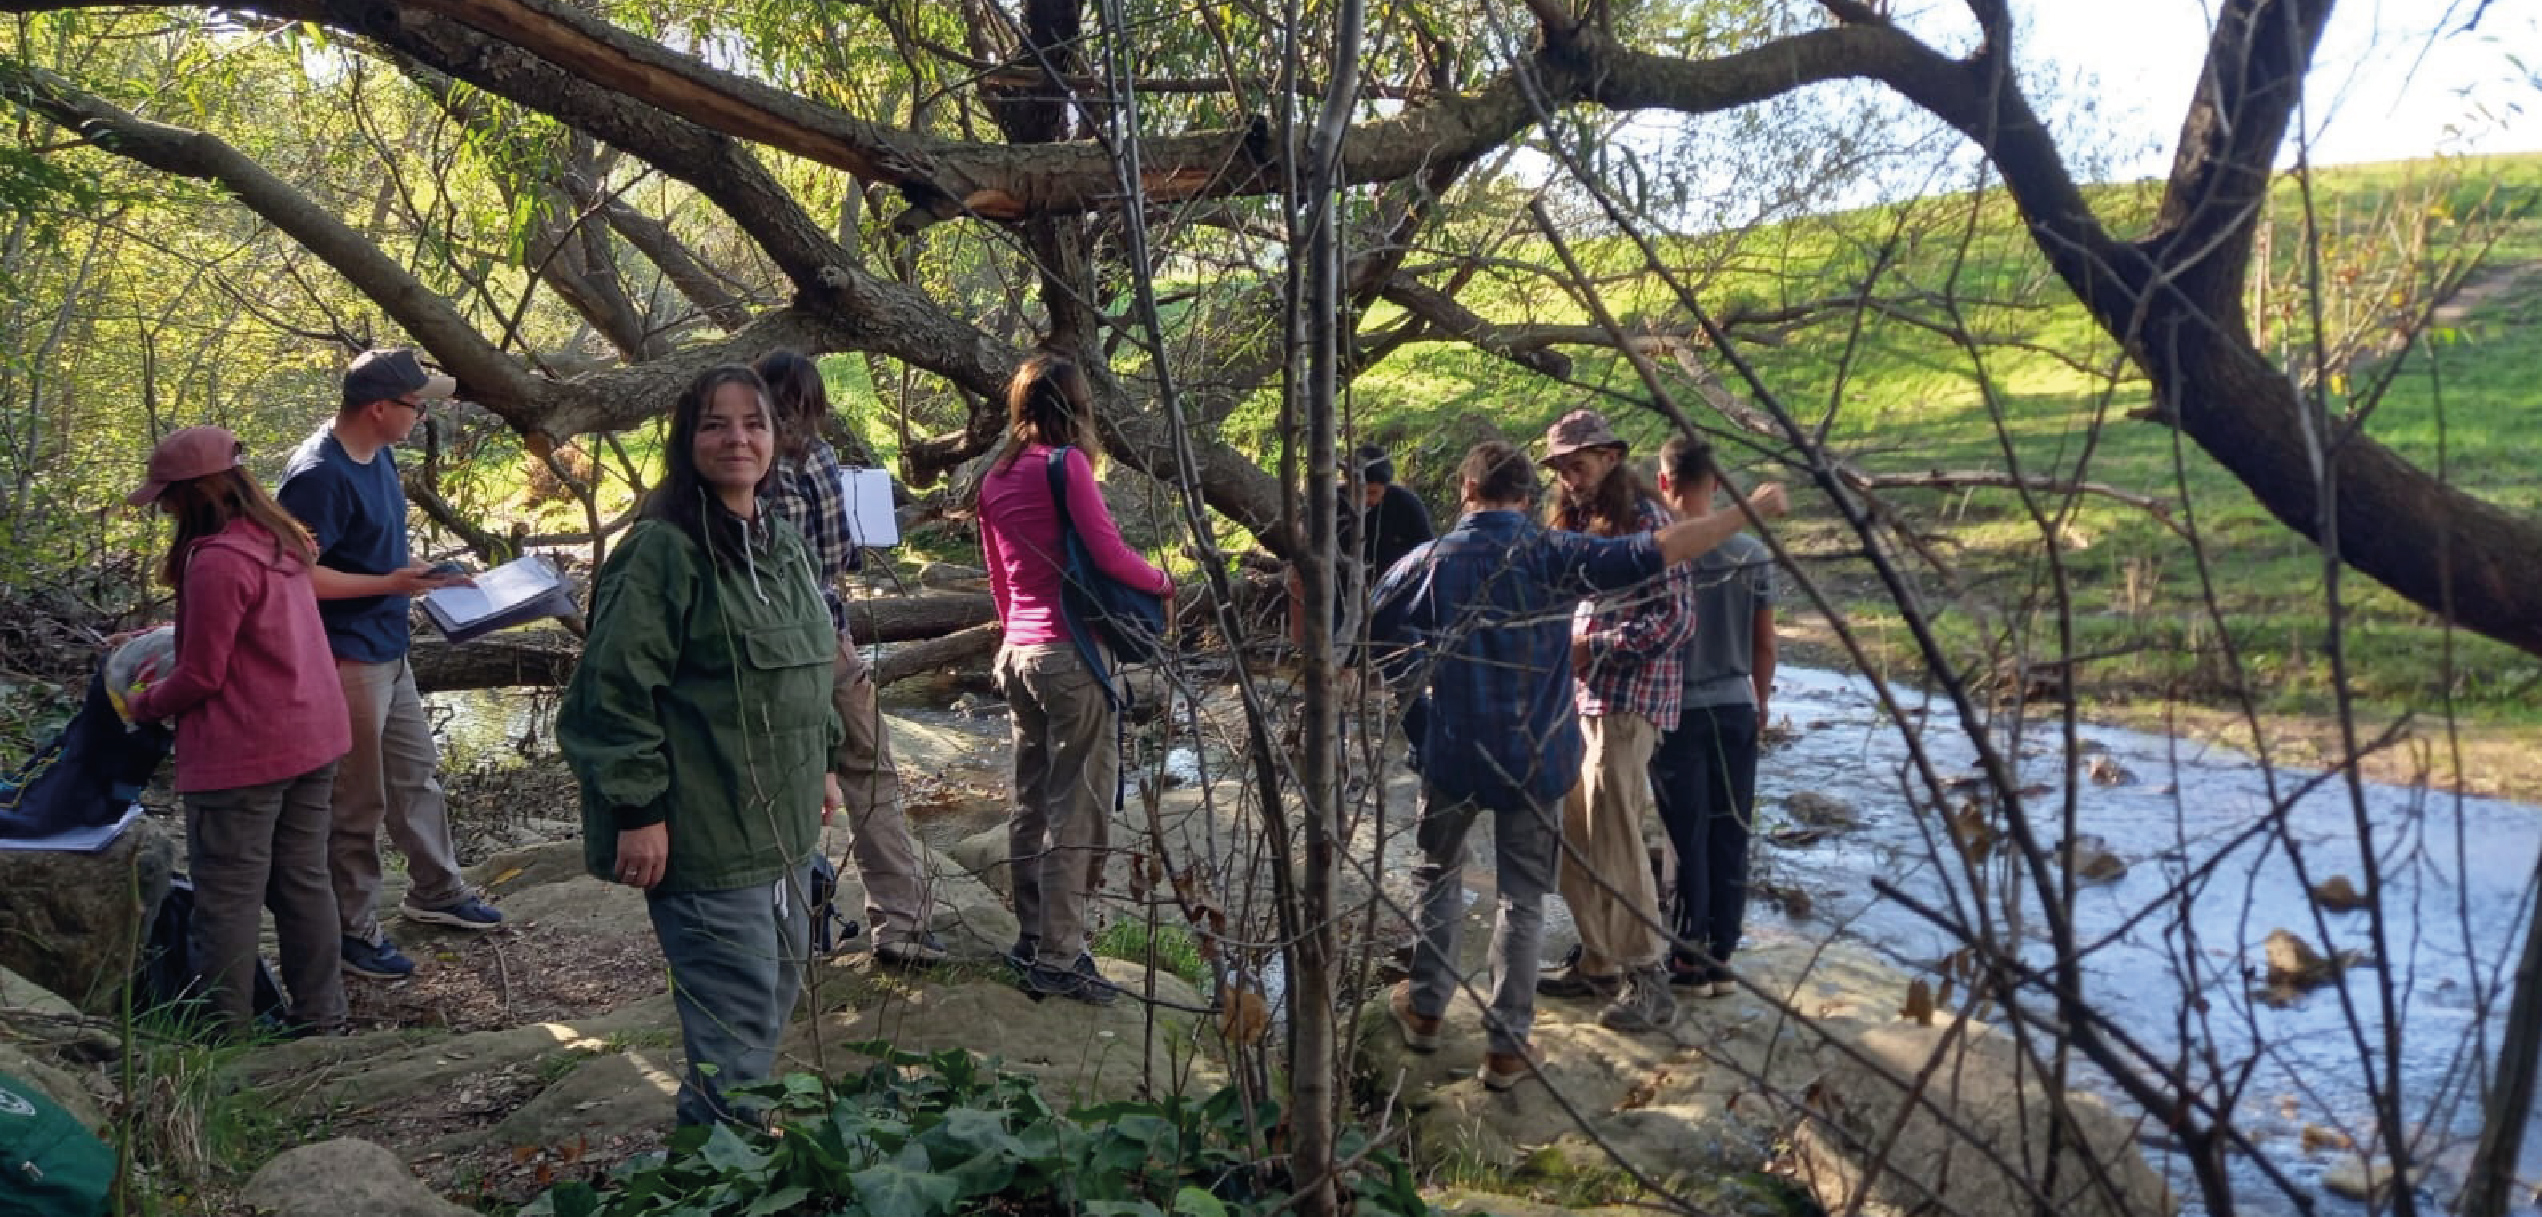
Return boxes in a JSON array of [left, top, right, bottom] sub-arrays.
[[122, 426, 351, 1039], [976, 351, 1175, 1005], [558, 365, 844, 1128]]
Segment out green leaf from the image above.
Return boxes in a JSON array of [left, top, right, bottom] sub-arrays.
[[847, 1163, 959, 1217], [1172, 1185, 1231, 1217], [939, 1147, 1017, 1198], [1083, 1202, 1166, 1217], [742, 1184, 812, 1215], [699, 1122, 771, 1174]]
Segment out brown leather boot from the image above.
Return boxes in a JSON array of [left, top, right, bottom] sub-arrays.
[[1388, 982, 1441, 1053], [1479, 1042, 1542, 1091]]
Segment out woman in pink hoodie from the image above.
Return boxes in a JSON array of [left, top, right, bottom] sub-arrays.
[[125, 426, 351, 1037], [976, 352, 1172, 1005]]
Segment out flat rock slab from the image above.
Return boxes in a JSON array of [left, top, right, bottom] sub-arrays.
[[240, 1137, 475, 1217]]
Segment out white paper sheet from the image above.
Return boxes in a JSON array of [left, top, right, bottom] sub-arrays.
[[837, 467, 900, 548], [422, 555, 567, 628]]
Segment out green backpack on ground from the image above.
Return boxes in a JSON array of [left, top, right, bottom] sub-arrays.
[[0, 1071, 113, 1217]]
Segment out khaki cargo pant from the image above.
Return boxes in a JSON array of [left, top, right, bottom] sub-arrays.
[[1557, 711, 1669, 974], [831, 634, 931, 945], [995, 643, 1116, 968]]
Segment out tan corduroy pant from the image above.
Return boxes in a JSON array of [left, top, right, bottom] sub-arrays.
[[1557, 712, 1669, 975]]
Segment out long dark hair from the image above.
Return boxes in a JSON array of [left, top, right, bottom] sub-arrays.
[[995, 351, 1102, 474], [158, 469, 317, 587], [1547, 452, 1657, 537], [753, 349, 826, 463], [642, 364, 774, 567]]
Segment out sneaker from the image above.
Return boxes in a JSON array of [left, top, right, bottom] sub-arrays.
[[341, 935, 416, 980], [1535, 964, 1621, 1000], [401, 895, 504, 931], [1388, 982, 1440, 1054], [1021, 961, 1119, 1006], [874, 933, 949, 969], [1005, 937, 1040, 974], [1479, 1042, 1542, 1091], [1704, 969, 1736, 1000], [1598, 966, 1678, 1033], [1665, 955, 1708, 988]]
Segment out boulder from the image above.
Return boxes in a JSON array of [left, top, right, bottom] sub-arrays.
[[1783, 791, 1859, 830], [0, 1041, 104, 1132], [2309, 875, 2370, 913], [2322, 1153, 2421, 1203], [239, 1137, 473, 1217], [0, 816, 178, 1013], [948, 824, 1012, 897], [2059, 834, 2129, 884], [1789, 1020, 2174, 1217]]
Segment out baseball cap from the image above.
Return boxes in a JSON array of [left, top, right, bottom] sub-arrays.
[[128, 426, 246, 506], [342, 348, 457, 410]]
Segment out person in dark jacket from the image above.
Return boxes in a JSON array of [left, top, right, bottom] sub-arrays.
[[558, 365, 844, 1127], [1353, 444, 1434, 579], [1369, 440, 1785, 1090]]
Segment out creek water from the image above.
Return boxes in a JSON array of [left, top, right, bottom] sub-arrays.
[[1748, 665, 2542, 1214]]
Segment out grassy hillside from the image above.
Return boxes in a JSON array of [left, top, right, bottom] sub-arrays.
[[1331, 153, 2542, 741]]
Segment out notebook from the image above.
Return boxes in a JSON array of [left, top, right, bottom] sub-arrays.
[[420, 554, 579, 644]]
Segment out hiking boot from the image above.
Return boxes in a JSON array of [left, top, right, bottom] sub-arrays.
[[874, 933, 949, 969], [340, 935, 415, 981], [1478, 1042, 1542, 1091], [1598, 966, 1678, 1033], [1388, 982, 1440, 1054], [1005, 937, 1039, 974], [401, 894, 504, 931], [1535, 963, 1621, 1000], [1021, 960, 1120, 1006]]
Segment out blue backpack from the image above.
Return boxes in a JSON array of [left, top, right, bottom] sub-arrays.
[[1043, 447, 1168, 707]]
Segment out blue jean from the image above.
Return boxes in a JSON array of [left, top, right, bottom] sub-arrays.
[[648, 862, 814, 1127], [1650, 704, 1758, 968], [1405, 784, 1562, 1056]]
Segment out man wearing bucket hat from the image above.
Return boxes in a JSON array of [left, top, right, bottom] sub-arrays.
[[1534, 407, 1698, 1036], [276, 348, 504, 982], [1369, 439, 1787, 1089]]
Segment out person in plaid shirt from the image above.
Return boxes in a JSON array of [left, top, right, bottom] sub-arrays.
[[756, 351, 943, 968], [1536, 408, 1698, 1035]]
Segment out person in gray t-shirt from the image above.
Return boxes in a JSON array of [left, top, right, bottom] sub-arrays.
[[1648, 434, 1777, 996]]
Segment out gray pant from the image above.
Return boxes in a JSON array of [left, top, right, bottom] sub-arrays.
[[1406, 783, 1561, 1057], [185, 763, 346, 1035], [648, 862, 814, 1127], [994, 643, 1115, 967], [831, 634, 930, 944], [330, 657, 468, 941]]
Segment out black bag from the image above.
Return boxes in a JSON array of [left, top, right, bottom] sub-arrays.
[[1042, 447, 1168, 684], [805, 856, 860, 957], [133, 876, 285, 1022]]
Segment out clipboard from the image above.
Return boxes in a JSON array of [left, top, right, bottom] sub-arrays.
[[836, 467, 900, 548]]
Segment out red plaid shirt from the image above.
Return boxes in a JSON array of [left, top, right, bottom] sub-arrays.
[[1571, 498, 1699, 731]]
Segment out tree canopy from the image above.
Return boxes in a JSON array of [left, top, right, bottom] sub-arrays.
[[1, 0, 2535, 656]]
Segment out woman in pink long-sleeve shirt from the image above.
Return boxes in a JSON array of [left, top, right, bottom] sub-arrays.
[[976, 352, 1172, 1005], [124, 426, 350, 1038]]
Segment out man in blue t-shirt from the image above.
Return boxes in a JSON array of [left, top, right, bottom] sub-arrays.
[[277, 348, 505, 982]]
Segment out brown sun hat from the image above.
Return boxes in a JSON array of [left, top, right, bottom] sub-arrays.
[[1540, 408, 1626, 465], [128, 425, 246, 506]]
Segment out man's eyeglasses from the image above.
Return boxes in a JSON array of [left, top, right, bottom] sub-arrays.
[[392, 395, 429, 414]]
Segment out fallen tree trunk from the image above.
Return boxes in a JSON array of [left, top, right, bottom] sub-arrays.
[[410, 593, 1001, 692], [872, 622, 1002, 686]]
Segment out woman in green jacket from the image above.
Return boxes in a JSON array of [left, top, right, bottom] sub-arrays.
[[558, 364, 843, 1128]]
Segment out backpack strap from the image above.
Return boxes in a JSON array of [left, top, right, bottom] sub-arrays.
[[1043, 447, 1130, 714]]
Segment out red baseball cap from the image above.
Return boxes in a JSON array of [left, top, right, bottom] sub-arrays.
[[128, 426, 245, 506]]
